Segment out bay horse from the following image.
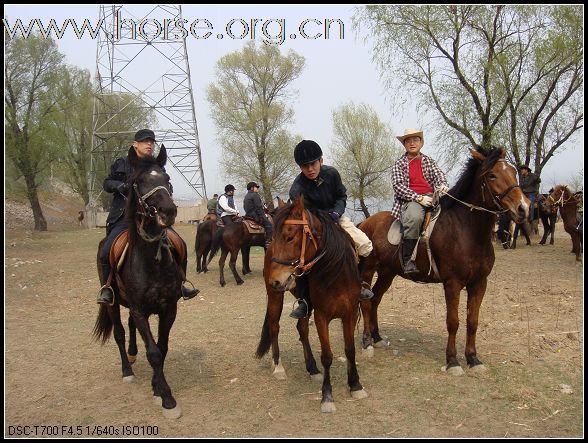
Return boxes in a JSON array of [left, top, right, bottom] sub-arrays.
[[93, 145, 186, 418], [194, 219, 217, 273], [545, 185, 582, 262], [358, 147, 529, 374], [207, 218, 265, 286], [256, 196, 368, 413], [537, 193, 558, 246]]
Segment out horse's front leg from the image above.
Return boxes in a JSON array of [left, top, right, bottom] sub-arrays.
[[313, 311, 335, 413], [296, 317, 321, 380], [465, 278, 488, 371], [241, 245, 252, 275], [108, 304, 135, 381], [228, 249, 244, 285], [369, 270, 395, 348], [127, 314, 138, 365], [343, 310, 368, 400], [443, 279, 464, 375], [218, 249, 228, 287], [132, 311, 180, 419]]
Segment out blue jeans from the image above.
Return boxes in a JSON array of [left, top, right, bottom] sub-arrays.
[[100, 221, 129, 267], [526, 193, 536, 222]]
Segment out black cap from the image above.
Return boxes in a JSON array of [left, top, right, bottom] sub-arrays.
[[294, 140, 323, 165], [247, 182, 259, 190], [134, 129, 156, 142], [225, 184, 235, 193]]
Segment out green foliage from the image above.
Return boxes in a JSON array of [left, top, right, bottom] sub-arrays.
[[207, 41, 305, 207]]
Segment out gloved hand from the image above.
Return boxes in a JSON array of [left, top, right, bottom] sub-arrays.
[[417, 195, 433, 207], [116, 183, 129, 195], [436, 185, 449, 194], [330, 212, 341, 223]]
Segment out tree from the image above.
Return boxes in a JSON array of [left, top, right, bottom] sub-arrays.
[[207, 41, 305, 208], [355, 5, 583, 176], [5, 33, 65, 231], [331, 102, 401, 218]]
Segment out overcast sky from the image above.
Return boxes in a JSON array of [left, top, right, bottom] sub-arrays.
[[5, 4, 584, 209]]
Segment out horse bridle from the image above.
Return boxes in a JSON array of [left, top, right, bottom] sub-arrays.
[[133, 183, 172, 220], [271, 209, 326, 277], [479, 159, 520, 213], [547, 189, 575, 207]]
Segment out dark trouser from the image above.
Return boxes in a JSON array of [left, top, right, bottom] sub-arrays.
[[100, 221, 129, 283], [295, 274, 311, 312], [259, 217, 273, 244], [526, 193, 536, 222], [222, 215, 235, 226]]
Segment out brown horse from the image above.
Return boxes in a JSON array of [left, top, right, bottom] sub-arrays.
[[545, 185, 582, 262], [93, 145, 185, 418], [257, 196, 368, 413], [194, 219, 217, 273], [358, 147, 529, 374]]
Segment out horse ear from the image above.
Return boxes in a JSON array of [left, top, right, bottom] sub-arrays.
[[291, 195, 305, 215], [156, 144, 167, 167], [499, 148, 506, 159], [128, 146, 139, 166], [469, 148, 486, 162]]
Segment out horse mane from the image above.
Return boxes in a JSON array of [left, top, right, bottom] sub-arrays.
[[440, 147, 504, 210], [273, 204, 358, 288]]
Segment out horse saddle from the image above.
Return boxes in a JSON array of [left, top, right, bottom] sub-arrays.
[[108, 229, 186, 271], [243, 217, 265, 234]]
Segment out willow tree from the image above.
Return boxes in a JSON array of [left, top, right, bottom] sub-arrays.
[[356, 5, 583, 176], [331, 102, 401, 218], [5, 34, 65, 231], [207, 41, 305, 208]]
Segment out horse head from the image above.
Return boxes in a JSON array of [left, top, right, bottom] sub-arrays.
[[546, 184, 575, 209], [470, 147, 529, 223], [127, 144, 177, 232]]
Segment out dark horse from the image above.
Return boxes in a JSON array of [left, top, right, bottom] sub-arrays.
[[537, 193, 558, 246], [256, 196, 368, 413], [207, 218, 265, 286], [194, 219, 217, 273], [545, 185, 583, 262], [358, 147, 529, 374], [93, 146, 185, 418]]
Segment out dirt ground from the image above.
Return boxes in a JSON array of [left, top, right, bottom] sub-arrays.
[[4, 220, 584, 438]]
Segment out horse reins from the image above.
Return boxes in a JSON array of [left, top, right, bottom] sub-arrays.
[[271, 209, 326, 276]]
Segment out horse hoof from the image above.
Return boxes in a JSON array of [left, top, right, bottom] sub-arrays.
[[122, 375, 136, 383], [162, 405, 182, 419], [310, 373, 323, 383], [127, 354, 136, 364], [321, 402, 337, 413], [350, 389, 368, 399], [237, 280, 244, 285], [443, 365, 465, 376], [373, 339, 390, 349], [153, 396, 162, 406], [272, 365, 287, 380], [220, 282, 226, 287], [362, 346, 374, 358], [469, 364, 488, 373]]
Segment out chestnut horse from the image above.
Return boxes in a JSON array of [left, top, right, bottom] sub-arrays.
[[545, 185, 582, 262], [93, 146, 186, 418], [358, 147, 529, 374], [256, 196, 368, 413]]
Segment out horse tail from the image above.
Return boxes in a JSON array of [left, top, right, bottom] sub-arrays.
[[255, 310, 272, 359], [207, 227, 224, 264], [92, 305, 113, 344]]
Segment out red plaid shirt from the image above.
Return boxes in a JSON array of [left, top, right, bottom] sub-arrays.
[[390, 153, 448, 218]]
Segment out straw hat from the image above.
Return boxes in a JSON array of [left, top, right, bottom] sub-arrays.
[[396, 128, 424, 144]]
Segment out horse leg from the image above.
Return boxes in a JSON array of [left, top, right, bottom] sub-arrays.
[[539, 217, 548, 245], [511, 225, 518, 249], [465, 278, 488, 371], [549, 217, 556, 245], [203, 245, 211, 273], [443, 280, 464, 375], [110, 305, 135, 381], [343, 311, 368, 400], [296, 317, 321, 380], [218, 249, 228, 287], [132, 311, 181, 419], [127, 314, 138, 364], [256, 287, 286, 379], [241, 245, 252, 275], [369, 271, 395, 348], [313, 311, 335, 413], [228, 249, 244, 285], [522, 222, 531, 245]]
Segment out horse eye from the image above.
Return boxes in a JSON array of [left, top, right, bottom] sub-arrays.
[[286, 236, 294, 243], [488, 174, 497, 180]]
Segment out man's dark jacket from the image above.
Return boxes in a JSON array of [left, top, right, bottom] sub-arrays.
[[289, 165, 346, 216], [243, 191, 265, 223]]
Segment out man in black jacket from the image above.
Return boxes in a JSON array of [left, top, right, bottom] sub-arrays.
[[288, 140, 374, 319], [96, 129, 200, 305], [518, 165, 541, 222], [243, 181, 272, 248]]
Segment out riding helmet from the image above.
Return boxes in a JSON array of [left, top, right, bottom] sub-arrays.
[[247, 182, 259, 190], [294, 140, 323, 165], [225, 184, 236, 193]]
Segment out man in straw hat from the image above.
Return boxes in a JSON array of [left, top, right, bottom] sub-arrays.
[[391, 128, 449, 274]]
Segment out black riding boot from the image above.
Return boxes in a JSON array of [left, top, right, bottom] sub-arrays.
[[290, 276, 311, 319], [181, 285, 200, 300], [97, 262, 114, 305], [402, 238, 419, 275], [357, 255, 374, 300]]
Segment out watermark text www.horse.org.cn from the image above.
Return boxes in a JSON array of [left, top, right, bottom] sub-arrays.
[[3, 12, 345, 46], [7, 425, 159, 437]]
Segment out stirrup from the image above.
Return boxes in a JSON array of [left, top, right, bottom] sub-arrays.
[[97, 285, 115, 306], [182, 280, 200, 300], [403, 261, 419, 274], [360, 282, 374, 300], [289, 299, 309, 319]]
